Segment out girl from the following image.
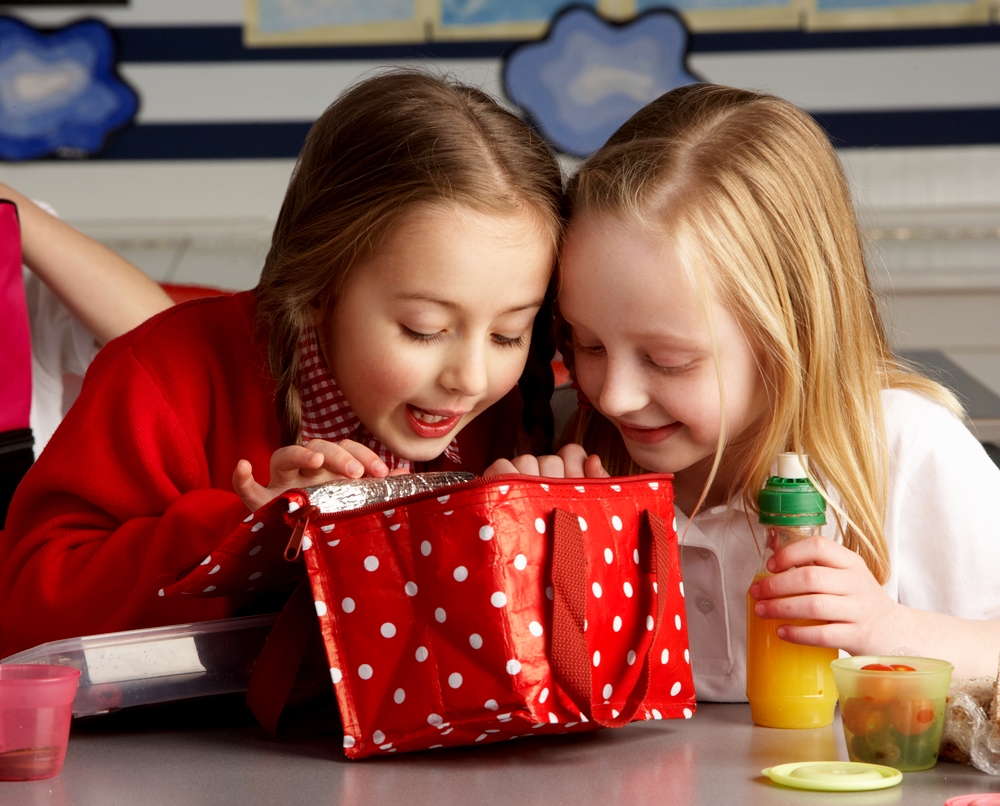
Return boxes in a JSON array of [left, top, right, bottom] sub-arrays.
[[552, 84, 1000, 693], [0, 71, 565, 657]]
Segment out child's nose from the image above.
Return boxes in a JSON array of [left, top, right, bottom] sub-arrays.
[[440, 341, 488, 398], [598, 357, 647, 417]]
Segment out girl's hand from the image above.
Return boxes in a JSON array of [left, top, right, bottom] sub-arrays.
[[483, 443, 610, 479], [748, 537, 910, 657], [233, 439, 399, 512]]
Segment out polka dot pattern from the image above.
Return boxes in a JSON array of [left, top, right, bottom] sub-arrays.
[[168, 475, 693, 757]]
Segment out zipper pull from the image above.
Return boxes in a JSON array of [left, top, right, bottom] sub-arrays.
[[285, 505, 320, 562]]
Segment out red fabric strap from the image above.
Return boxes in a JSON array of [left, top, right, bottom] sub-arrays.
[[550, 508, 671, 726]]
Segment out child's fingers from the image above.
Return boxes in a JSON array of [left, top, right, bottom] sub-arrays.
[[483, 459, 519, 477], [269, 445, 324, 485], [232, 459, 270, 512], [752, 589, 850, 625], [751, 564, 851, 602], [769, 619, 846, 649], [536, 455, 568, 478], [304, 439, 388, 479], [510, 455, 542, 476], [584, 454, 610, 478], [766, 536, 856, 574], [556, 444, 588, 477]]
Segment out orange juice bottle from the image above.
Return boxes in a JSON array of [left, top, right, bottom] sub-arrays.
[[746, 452, 838, 729]]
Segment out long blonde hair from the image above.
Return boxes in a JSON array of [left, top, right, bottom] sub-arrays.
[[256, 70, 564, 450], [562, 84, 960, 583]]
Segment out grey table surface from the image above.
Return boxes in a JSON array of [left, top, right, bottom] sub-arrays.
[[1, 699, 996, 806]]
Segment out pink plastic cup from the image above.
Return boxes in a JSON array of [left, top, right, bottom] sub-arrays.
[[0, 664, 81, 781]]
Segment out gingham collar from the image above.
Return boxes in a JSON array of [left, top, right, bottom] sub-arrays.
[[296, 327, 460, 472]]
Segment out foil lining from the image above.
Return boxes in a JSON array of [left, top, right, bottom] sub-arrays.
[[306, 472, 475, 515]]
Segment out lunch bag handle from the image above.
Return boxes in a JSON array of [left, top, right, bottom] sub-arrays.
[[550, 508, 671, 727]]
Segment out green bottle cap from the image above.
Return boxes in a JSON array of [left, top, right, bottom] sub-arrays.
[[758, 452, 827, 526]]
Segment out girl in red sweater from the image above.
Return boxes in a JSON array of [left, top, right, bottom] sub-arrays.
[[0, 71, 568, 656]]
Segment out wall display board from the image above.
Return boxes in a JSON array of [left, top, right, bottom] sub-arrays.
[[244, 0, 990, 42]]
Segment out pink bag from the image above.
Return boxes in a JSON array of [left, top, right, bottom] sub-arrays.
[[0, 199, 33, 527], [168, 473, 696, 758], [0, 199, 30, 435]]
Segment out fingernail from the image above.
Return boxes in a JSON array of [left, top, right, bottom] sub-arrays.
[[749, 584, 760, 599], [373, 460, 388, 475], [754, 603, 765, 616], [766, 558, 776, 572], [347, 461, 363, 477]]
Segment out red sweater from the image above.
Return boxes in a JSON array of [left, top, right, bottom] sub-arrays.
[[0, 292, 517, 657]]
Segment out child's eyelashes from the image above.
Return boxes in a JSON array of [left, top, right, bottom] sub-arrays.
[[572, 340, 605, 356], [401, 325, 444, 344], [492, 333, 525, 349], [649, 357, 696, 375], [401, 325, 525, 349]]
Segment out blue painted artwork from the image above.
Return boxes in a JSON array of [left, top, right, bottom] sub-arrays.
[[504, 7, 701, 158], [441, 0, 597, 27], [0, 17, 138, 161], [816, 0, 964, 9], [256, 0, 417, 32], [637, 0, 787, 10]]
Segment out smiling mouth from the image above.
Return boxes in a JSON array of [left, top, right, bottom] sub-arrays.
[[405, 405, 466, 439], [617, 420, 683, 445]]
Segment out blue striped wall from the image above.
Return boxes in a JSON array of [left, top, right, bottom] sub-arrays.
[[14, 17, 1000, 158]]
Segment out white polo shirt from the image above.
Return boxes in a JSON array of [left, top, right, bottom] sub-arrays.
[[25, 268, 98, 457], [679, 387, 1000, 702]]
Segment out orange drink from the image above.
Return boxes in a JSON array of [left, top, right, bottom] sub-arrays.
[[746, 577, 839, 728]]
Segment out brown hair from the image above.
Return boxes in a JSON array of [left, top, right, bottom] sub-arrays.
[[255, 70, 564, 452], [561, 84, 960, 583]]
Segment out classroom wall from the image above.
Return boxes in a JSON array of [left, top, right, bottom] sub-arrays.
[[4, 0, 1000, 396]]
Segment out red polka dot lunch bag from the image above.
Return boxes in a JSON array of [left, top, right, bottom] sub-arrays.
[[165, 472, 696, 759]]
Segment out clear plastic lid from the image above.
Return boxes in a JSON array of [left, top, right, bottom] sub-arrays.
[[1, 614, 276, 717]]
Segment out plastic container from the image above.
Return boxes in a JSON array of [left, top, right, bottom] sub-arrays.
[[1, 613, 277, 717], [0, 664, 81, 781], [746, 453, 838, 728], [831, 655, 954, 771]]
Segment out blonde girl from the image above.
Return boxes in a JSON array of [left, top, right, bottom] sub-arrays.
[[1, 71, 564, 656], [552, 84, 1000, 693]]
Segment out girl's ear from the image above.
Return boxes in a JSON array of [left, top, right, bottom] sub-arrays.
[[308, 296, 328, 328]]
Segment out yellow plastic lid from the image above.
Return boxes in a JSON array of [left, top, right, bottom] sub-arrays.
[[761, 761, 903, 791]]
